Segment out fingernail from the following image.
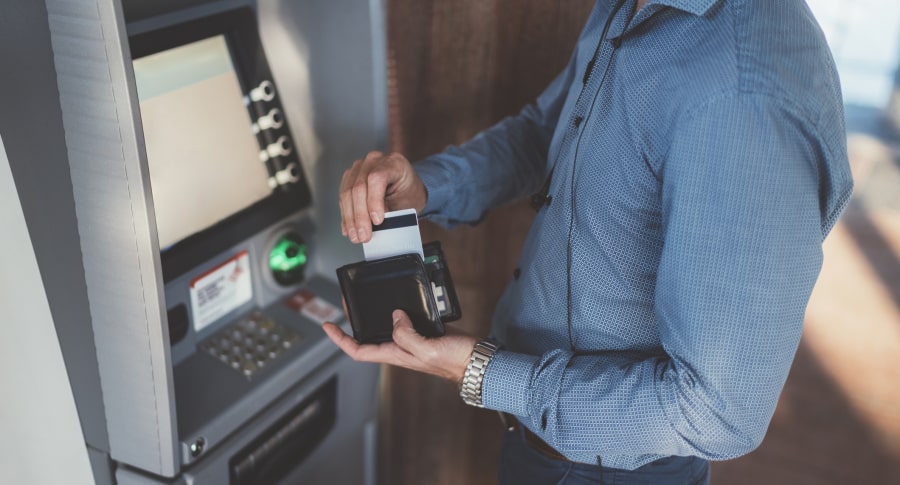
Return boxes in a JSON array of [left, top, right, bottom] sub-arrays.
[[348, 227, 358, 242], [392, 310, 402, 325], [371, 211, 383, 225]]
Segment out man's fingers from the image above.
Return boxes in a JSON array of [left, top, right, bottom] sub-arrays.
[[322, 322, 413, 365], [391, 310, 428, 354], [340, 162, 361, 242], [322, 322, 361, 355], [351, 170, 374, 243], [338, 196, 347, 237], [339, 151, 421, 244], [366, 170, 388, 226], [352, 151, 387, 239], [324, 317, 474, 384]]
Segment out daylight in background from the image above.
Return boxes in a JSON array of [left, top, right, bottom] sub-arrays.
[[805, 0, 900, 397], [716, 2, 900, 483]]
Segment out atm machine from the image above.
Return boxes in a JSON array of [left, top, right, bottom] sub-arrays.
[[1, 0, 386, 483]]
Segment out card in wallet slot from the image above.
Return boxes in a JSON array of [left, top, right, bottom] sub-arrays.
[[336, 253, 445, 344], [423, 241, 462, 322]]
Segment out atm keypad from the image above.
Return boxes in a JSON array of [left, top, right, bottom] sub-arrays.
[[199, 312, 301, 378]]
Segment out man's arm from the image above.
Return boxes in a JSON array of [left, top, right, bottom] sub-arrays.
[[339, 57, 577, 243], [480, 94, 852, 462], [413, 59, 575, 226]]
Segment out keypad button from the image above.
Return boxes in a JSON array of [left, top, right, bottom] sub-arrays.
[[199, 313, 302, 379]]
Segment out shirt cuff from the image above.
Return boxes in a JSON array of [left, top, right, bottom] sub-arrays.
[[413, 158, 454, 216], [481, 350, 537, 417]]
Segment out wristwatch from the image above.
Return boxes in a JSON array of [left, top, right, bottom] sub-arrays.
[[459, 339, 500, 407]]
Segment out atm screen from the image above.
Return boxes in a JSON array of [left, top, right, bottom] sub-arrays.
[[130, 8, 311, 282], [134, 35, 272, 250]]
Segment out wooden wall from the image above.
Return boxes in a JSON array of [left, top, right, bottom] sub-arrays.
[[381, 1, 595, 484]]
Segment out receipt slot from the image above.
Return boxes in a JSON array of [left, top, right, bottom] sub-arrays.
[[1, 0, 387, 484]]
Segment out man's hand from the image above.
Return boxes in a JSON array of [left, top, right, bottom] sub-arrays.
[[339, 151, 428, 244], [322, 310, 477, 385]]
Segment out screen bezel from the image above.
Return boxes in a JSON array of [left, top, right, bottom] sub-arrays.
[[129, 8, 312, 283]]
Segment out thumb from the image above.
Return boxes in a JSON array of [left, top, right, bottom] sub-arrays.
[[391, 309, 426, 352]]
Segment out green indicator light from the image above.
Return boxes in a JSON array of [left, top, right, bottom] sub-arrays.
[[424, 255, 439, 265], [269, 239, 308, 272]]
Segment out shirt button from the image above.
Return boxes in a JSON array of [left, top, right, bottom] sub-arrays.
[[513, 268, 521, 280], [574, 116, 583, 127]]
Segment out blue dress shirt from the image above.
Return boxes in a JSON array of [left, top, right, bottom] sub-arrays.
[[415, 0, 853, 470]]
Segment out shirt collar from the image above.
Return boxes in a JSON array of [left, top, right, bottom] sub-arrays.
[[643, 0, 718, 16]]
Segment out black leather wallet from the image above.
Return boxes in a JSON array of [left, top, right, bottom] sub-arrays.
[[336, 241, 460, 344]]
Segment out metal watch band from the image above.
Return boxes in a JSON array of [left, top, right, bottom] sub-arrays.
[[459, 339, 500, 407]]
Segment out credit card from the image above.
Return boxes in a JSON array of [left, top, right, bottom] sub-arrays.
[[362, 208, 424, 261]]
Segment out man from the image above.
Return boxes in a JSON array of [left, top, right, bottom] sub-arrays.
[[323, 0, 853, 483]]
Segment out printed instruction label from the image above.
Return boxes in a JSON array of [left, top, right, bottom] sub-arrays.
[[190, 251, 253, 332], [286, 289, 343, 325]]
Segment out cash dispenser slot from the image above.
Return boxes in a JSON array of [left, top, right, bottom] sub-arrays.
[[229, 378, 337, 485]]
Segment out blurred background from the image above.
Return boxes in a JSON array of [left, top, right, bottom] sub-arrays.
[[379, 1, 900, 483]]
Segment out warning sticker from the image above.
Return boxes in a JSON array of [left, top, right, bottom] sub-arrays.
[[190, 251, 253, 332], [286, 289, 343, 325]]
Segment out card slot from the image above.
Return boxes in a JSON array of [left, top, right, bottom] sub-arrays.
[[422, 241, 462, 322]]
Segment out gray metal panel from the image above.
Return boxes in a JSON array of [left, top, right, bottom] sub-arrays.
[[116, 469, 178, 485], [0, 0, 109, 452], [123, 0, 251, 35], [88, 447, 116, 485], [173, 275, 346, 466], [46, 0, 179, 477], [0, 134, 97, 485], [116, 352, 379, 485], [122, 0, 223, 24], [258, 0, 390, 278]]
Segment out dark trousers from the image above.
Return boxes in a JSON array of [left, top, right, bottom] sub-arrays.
[[498, 426, 711, 485]]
